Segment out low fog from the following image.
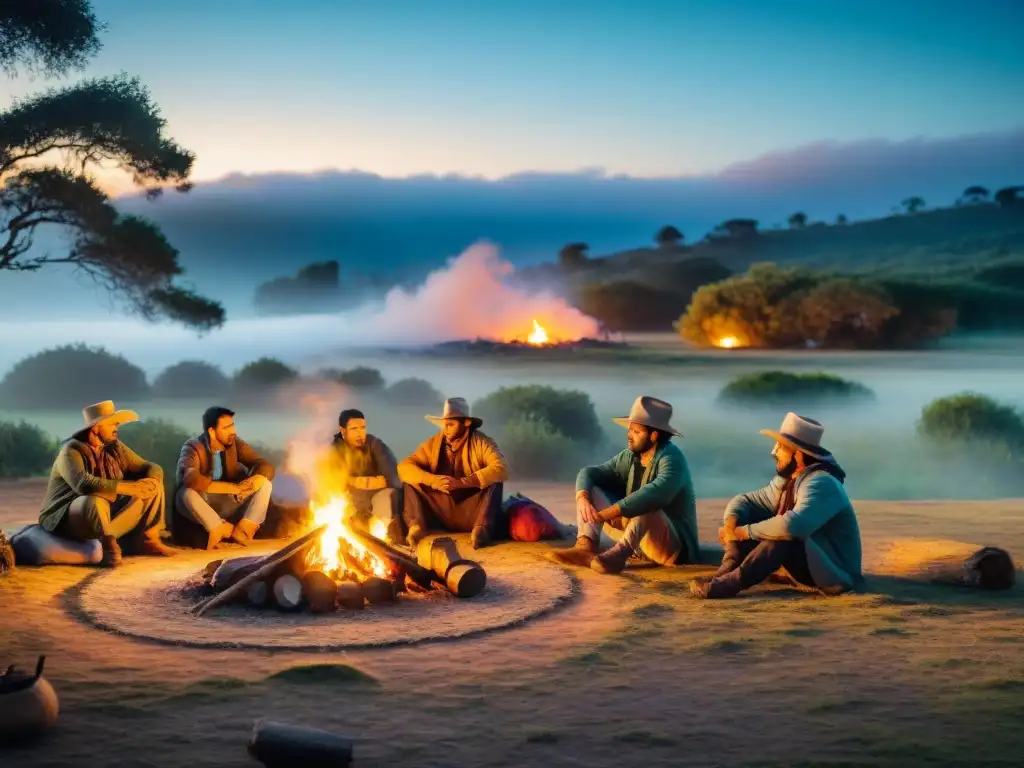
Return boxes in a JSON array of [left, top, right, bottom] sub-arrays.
[[3, 240, 1024, 502]]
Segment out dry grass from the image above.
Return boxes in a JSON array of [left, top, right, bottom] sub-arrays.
[[1, 481, 1023, 766]]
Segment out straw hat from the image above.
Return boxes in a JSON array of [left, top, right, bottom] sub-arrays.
[[611, 396, 682, 437], [425, 397, 482, 429], [760, 412, 830, 459], [72, 400, 138, 438]]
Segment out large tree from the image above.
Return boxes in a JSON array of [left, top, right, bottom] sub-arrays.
[[0, 1, 223, 330]]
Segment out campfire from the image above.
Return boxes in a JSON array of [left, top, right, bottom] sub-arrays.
[[190, 495, 488, 617], [527, 319, 550, 346]]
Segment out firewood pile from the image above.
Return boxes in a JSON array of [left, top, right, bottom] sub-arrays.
[[190, 526, 488, 617]]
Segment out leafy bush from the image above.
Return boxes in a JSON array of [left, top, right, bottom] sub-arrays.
[[918, 393, 1024, 453], [382, 377, 444, 409], [474, 385, 603, 444], [0, 344, 150, 408], [118, 419, 193, 499], [0, 421, 58, 479], [233, 357, 299, 392], [498, 416, 591, 481], [152, 360, 230, 399], [323, 366, 385, 390], [718, 371, 875, 407], [576, 280, 690, 332]]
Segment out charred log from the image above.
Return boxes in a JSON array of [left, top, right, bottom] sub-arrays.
[[336, 582, 365, 610], [301, 570, 338, 613], [248, 717, 353, 767], [272, 575, 304, 611]]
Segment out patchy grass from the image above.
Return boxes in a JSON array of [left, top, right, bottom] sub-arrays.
[[610, 728, 679, 747], [524, 729, 563, 744], [778, 626, 828, 638], [870, 627, 915, 636], [265, 663, 378, 686], [631, 602, 675, 619]]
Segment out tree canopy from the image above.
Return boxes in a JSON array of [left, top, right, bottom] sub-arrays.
[[0, 2, 223, 330]]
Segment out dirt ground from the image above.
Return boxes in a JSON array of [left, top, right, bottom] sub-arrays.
[[1, 479, 1023, 767]]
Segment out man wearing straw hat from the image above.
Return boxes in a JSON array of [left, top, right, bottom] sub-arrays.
[[38, 400, 175, 567], [690, 412, 863, 599], [399, 397, 508, 549], [550, 396, 699, 574]]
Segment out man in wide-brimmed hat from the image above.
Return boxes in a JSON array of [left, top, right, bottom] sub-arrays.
[[38, 401, 175, 567], [550, 396, 699, 574], [690, 412, 863, 599], [398, 397, 508, 549]]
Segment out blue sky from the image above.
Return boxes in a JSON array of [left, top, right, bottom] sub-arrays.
[[3, 0, 1022, 182]]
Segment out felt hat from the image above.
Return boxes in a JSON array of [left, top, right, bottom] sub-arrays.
[[760, 412, 830, 459], [425, 397, 483, 429], [72, 400, 138, 438], [611, 396, 682, 437]]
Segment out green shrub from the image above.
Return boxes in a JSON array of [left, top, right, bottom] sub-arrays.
[[330, 366, 385, 390], [474, 385, 603, 443], [0, 421, 58, 479], [383, 377, 444, 409], [498, 416, 590, 481], [233, 357, 299, 392], [152, 360, 230, 399], [118, 418, 192, 499], [917, 393, 1024, 453], [0, 344, 149, 408], [718, 371, 875, 407]]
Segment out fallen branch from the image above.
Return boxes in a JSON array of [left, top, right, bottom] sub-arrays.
[[248, 718, 353, 767]]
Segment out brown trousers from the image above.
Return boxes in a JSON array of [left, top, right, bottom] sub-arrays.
[[402, 482, 504, 538], [56, 491, 166, 551]]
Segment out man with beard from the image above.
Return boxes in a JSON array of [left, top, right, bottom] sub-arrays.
[[690, 412, 863, 599], [399, 397, 508, 549], [174, 406, 275, 550], [38, 400, 175, 567], [549, 396, 699, 574], [322, 408, 403, 542]]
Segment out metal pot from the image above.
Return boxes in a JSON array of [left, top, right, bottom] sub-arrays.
[[0, 656, 60, 743]]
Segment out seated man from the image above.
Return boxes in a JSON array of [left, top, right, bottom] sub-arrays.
[[38, 400, 175, 568], [322, 408, 403, 542], [550, 396, 698, 574], [175, 406, 275, 549], [399, 397, 508, 549], [690, 412, 863, 599]]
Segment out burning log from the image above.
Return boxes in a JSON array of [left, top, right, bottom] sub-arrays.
[[192, 524, 327, 617], [416, 536, 488, 598], [248, 718, 353, 767], [301, 570, 338, 613], [345, 527, 438, 591], [361, 576, 397, 605], [336, 582, 365, 610], [272, 575, 304, 611], [246, 581, 269, 608]]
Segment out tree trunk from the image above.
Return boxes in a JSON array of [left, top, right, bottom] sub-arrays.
[[247, 718, 353, 767], [272, 575, 303, 611]]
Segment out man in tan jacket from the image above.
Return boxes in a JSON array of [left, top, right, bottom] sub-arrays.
[[399, 397, 508, 549], [38, 401, 175, 567]]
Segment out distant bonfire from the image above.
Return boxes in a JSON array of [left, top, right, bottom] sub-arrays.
[[417, 336, 629, 356]]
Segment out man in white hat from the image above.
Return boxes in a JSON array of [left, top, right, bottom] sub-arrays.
[[690, 412, 863, 599], [549, 396, 699, 574], [398, 397, 508, 549], [38, 401, 175, 567]]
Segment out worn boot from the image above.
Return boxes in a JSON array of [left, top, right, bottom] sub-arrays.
[[99, 535, 122, 568], [548, 536, 598, 568], [230, 519, 260, 546], [470, 526, 491, 550], [207, 521, 235, 550], [689, 571, 743, 599], [139, 530, 176, 557], [406, 525, 426, 548], [591, 541, 633, 575]]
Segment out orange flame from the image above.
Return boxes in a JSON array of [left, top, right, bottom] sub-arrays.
[[527, 319, 550, 345], [305, 495, 391, 579]]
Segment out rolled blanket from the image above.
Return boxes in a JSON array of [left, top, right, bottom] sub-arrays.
[[10, 524, 103, 566], [873, 538, 1016, 591]]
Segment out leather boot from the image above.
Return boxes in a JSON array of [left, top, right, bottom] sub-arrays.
[[548, 536, 598, 568], [591, 541, 633, 575], [470, 526, 491, 550], [99, 535, 122, 568], [230, 519, 260, 546], [139, 530, 176, 557], [689, 571, 743, 599]]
